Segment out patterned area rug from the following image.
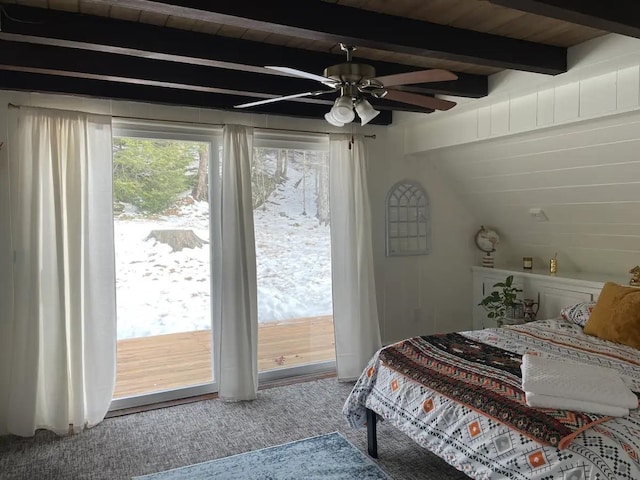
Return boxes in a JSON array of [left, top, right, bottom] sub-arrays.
[[133, 432, 391, 480]]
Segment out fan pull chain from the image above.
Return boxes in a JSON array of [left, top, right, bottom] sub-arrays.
[[349, 120, 354, 150]]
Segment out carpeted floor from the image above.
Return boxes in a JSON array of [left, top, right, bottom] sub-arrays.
[[0, 378, 471, 480]]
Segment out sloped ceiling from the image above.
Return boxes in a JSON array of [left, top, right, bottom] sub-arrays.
[[2, 0, 634, 124], [426, 109, 640, 276]]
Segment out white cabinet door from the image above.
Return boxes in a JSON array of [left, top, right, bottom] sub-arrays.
[[537, 286, 597, 320]]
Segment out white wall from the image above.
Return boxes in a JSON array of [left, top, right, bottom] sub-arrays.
[[392, 33, 640, 279], [368, 129, 477, 343], [423, 112, 640, 275]]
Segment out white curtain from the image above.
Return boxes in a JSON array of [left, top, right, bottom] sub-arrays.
[[1, 106, 116, 437], [329, 134, 382, 381], [212, 125, 258, 401]]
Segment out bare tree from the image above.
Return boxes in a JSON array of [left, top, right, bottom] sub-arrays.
[[315, 152, 330, 225], [191, 144, 209, 201], [252, 148, 278, 210], [301, 151, 307, 215], [275, 149, 288, 184]]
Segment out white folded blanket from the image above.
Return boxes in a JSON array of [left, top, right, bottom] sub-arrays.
[[525, 392, 630, 417], [521, 353, 637, 410]]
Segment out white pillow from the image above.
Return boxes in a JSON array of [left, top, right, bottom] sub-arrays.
[[560, 301, 596, 327]]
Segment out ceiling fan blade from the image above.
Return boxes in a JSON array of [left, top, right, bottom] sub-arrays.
[[374, 69, 458, 88], [266, 66, 335, 86], [384, 90, 457, 111], [234, 90, 329, 109]]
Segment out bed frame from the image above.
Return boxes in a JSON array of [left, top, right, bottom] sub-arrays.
[[366, 407, 378, 458]]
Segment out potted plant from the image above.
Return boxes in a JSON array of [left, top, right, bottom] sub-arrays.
[[478, 275, 523, 327]]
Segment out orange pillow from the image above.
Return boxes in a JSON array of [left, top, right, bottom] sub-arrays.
[[584, 282, 640, 349]]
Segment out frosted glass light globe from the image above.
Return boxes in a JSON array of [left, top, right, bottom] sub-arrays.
[[331, 96, 355, 123], [324, 110, 344, 127]]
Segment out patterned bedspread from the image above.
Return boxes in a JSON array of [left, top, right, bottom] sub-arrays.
[[344, 319, 640, 479]]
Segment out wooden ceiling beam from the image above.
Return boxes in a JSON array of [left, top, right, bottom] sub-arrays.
[[90, 0, 567, 74], [0, 40, 433, 115], [0, 41, 336, 102], [489, 0, 640, 39], [0, 70, 394, 125], [0, 5, 487, 98]]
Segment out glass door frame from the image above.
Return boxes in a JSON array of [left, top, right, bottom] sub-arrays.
[[253, 129, 336, 381], [109, 123, 337, 412], [110, 119, 221, 411]]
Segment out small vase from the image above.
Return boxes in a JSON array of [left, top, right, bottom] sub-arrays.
[[505, 303, 524, 321], [523, 298, 539, 322]]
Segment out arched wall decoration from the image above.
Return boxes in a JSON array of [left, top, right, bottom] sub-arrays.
[[385, 180, 431, 256]]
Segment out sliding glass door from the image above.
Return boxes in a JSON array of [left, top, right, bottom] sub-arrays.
[[109, 125, 335, 409], [253, 132, 335, 379], [111, 121, 219, 409]]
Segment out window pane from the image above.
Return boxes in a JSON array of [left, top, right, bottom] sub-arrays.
[[113, 137, 212, 398], [252, 147, 334, 372]]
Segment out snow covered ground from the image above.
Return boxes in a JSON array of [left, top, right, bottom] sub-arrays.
[[114, 152, 332, 339]]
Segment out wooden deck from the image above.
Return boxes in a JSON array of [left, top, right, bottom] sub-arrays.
[[114, 315, 335, 398]]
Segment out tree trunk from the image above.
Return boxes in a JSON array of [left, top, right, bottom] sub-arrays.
[[301, 151, 307, 215], [191, 145, 209, 201], [146, 229, 208, 252], [282, 150, 288, 179], [316, 158, 330, 225], [275, 149, 284, 184]]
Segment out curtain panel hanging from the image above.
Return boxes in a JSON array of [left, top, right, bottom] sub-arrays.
[[329, 134, 382, 381], [212, 125, 258, 401], [1, 106, 116, 436]]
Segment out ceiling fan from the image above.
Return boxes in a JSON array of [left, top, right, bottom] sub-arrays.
[[234, 44, 458, 127]]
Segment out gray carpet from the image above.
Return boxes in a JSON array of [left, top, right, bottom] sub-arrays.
[[0, 378, 470, 480]]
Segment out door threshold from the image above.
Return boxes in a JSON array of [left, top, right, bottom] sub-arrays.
[[106, 370, 336, 418]]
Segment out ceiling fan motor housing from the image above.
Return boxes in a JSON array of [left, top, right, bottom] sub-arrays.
[[324, 63, 376, 85]]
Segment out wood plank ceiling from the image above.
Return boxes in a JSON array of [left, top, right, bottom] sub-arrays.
[[0, 0, 635, 125]]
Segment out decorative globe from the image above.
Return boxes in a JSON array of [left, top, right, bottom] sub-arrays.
[[475, 226, 499, 253]]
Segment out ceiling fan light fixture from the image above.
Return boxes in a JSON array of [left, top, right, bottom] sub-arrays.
[[331, 95, 355, 123], [355, 98, 380, 126], [324, 109, 344, 127], [243, 46, 458, 121]]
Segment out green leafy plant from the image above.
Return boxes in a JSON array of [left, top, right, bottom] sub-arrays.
[[478, 275, 523, 327], [113, 138, 201, 214]]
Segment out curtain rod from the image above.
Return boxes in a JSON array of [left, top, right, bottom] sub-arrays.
[[115, 116, 378, 139], [8, 103, 377, 139]]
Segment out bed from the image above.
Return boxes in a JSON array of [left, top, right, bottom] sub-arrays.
[[344, 317, 640, 479]]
